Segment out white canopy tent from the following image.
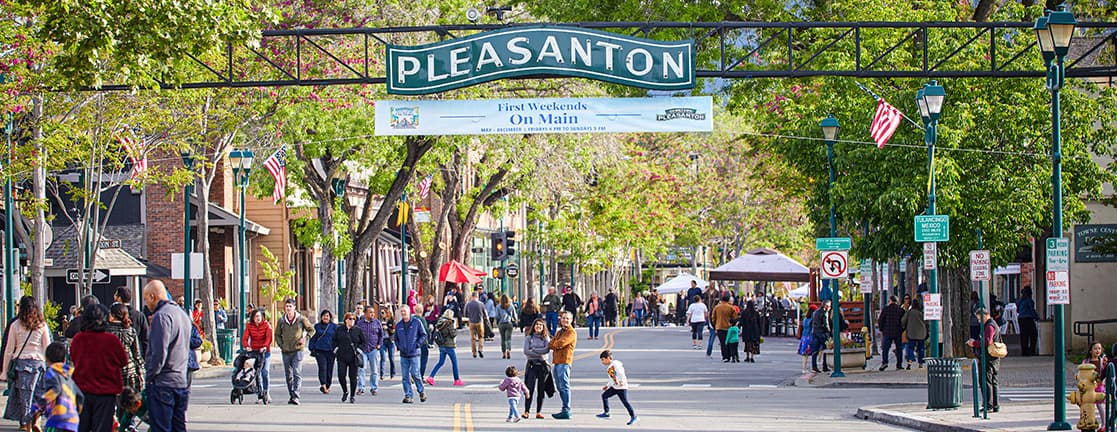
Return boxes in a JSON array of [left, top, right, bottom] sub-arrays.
[[787, 284, 810, 299], [653, 272, 709, 294]]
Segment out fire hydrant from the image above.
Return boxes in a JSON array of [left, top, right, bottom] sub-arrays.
[[1067, 363, 1106, 431], [861, 326, 871, 364]]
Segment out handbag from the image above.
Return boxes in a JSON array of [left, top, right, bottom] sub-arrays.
[[352, 338, 366, 369], [988, 341, 1008, 358], [6, 327, 33, 382]]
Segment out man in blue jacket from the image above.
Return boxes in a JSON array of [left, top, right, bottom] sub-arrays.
[[355, 305, 384, 396], [394, 306, 427, 404], [143, 280, 192, 432]]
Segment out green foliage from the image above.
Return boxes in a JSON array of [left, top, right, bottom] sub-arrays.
[[259, 245, 296, 306], [42, 299, 61, 334]]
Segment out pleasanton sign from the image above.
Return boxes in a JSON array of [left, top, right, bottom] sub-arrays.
[[386, 26, 695, 95]]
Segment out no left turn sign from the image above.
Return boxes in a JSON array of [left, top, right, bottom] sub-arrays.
[[820, 251, 849, 279]]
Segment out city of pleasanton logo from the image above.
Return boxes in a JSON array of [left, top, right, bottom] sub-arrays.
[[390, 107, 419, 129], [656, 108, 705, 121]]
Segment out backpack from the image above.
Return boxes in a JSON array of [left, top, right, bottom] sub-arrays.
[[431, 325, 446, 346]]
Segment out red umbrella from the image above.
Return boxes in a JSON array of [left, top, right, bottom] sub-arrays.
[[439, 260, 484, 284]]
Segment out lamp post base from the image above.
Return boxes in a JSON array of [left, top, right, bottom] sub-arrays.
[[830, 371, 846, 378], [1047, 421, 1072, 431]]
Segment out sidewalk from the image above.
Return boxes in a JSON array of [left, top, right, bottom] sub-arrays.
[[795, 355, 1075, 388], [858, 402, 1082, 432]]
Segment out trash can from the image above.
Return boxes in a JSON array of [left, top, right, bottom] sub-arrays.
[[216, 328, 235, 364], [926, 357, 964, 410]]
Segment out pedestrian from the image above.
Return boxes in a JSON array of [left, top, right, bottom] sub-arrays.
[[604, 289, 618, 328], [443, 285, 461, 328], [549, 311, 577, 419], [395, 306, 428, 404], [114, 287, 149, 355], [498, 365, 529, 423], [274, 298, 315, 405], [711, 295, 739, 362], [685, 281, 702, 312], [309, 309, 337, 395], [2, 296, 51, 432], [595, 350, 637, 425], [379, 306, 397, 380], [69, 303, 127, 432], [33, 341, 80, 432], [186, 324, 203, 387], [143, 280, 192, 432], [63, 295, 100, 340], [685, 295, 708, 349], [355, 305, 384, 396], [739, 300, 762, 363], [332, 312, 366, 404], [901, 298, 928, 369], [191, 299, 204, 338], [414, 304, 431, 377], [878, 295, 905, 371], [542, 287, 562, 335], [725, 321, 741, 363], [424, 295, 441, 326], [810, 302, 832, 373], [561, 287, 582, 326], [647, 290, 660, 326], [464, 293, 487, 358], [484, 293, 497, 340], [497, 295, 517, 359], [518, 298, 540, 333], [631, 292, 647, 327], [242, 308, 273, 403], [1084, 341, 1108, 427], [426, 309, 465, 386], [798, 305, 817, 373], [967, 308, 1001, 413], [522, 318, 553, 419], [213, 300, 228, 330], [969, 291, 981, 356], [584, 292, 602, 340], [108, 303, 146, 393], [1016, 286, 1039, 356]]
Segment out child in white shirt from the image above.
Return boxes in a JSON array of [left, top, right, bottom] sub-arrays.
[[596, 350, 637, 425]]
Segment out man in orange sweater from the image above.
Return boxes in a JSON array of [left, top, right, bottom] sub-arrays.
[[549, 311, 577, 419]]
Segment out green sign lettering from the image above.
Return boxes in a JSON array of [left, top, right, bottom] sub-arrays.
[[386, 25, 695, 95]]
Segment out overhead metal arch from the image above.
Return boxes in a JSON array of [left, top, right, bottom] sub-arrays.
[[94, 21, 1117, 90]]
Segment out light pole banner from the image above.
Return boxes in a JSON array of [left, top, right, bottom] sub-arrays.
[[374, 96, 713, 136]]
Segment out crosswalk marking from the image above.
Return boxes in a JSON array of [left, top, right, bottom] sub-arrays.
[[681, 384, 711, 388]]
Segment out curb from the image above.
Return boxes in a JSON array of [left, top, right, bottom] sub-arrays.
[[857, 406, 981, 432]]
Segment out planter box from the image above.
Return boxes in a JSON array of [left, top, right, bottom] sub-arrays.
[[822, 348, 867, 369]]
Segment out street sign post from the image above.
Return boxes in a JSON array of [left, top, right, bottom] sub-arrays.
[[914, 215, 950, 242], [860, 259, 873, 293], [970, 250, 991, 281], [923, 242, 937, 270], [923, 293, 943, 320], [881, 263, 890, 291], [506, 263, 520, 279], [820, 251, 848, 279], [816, 237, 852, 251], [98, 239, 122, 249], [1046, 271, 1070, 305], [67, 268, 110, 285], [1046, 237, 1070, 271]]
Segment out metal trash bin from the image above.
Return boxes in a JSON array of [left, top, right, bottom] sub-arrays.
[[926, 357, 964, 409], [216, 328, 235, 364]]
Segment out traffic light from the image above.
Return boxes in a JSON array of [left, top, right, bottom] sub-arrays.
[[505, 230, 516, 257], [490, 232, 506, 261], [492, 267, 503, 278]]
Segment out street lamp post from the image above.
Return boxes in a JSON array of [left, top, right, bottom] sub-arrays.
[[1035, 6, 1076, 430], [820, 114, 844, 377], [181, 149, 197, 309], [333, 178, 347, 316], [230, 149, 254, 341], [916, 81, 945, 358]]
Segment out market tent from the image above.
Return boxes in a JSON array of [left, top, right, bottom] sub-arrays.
[[787, 284, 810, 299], [439, 260, 485, 284], [708, 248, 811, 282], [653, 272, 708, 294]]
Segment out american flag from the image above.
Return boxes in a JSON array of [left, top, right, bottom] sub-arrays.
[[869, 99, 904, 148], [417, 173, 433, 201], [264, 146, 286, 204], [114, 126, 146, 180]]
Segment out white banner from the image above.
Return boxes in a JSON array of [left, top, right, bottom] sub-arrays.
[[374, 96, 713, 136]]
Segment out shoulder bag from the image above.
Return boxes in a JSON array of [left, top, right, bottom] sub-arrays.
[[351, 332, 366, 369], [986, 320, 1008, 359]]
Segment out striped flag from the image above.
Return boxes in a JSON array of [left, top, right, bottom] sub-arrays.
[[417, 173, 433, 201], [114, 126, 146, 180], [264, 146, 287, 204], [869, 99, 903, 148]]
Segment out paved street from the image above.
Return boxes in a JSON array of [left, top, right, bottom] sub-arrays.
[[170, 326, 922, 431]]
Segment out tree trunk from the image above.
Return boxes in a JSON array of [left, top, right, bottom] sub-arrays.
[[195, 179, 220, 365], [30, 95, 46, 305], [318, 205, 338, 315]]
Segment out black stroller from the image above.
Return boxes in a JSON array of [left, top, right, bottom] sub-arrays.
[[230, 350, 268, 404]]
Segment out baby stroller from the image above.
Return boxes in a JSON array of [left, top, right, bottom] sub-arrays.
[[230, 350, 267, 404]]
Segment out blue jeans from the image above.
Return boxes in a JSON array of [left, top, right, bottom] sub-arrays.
[[507, 397, 521, 419], [281, 351, 304, 400], [586, 315, 601, 338], [147, 385, 189, 432], [905, 339, 926, 365], [429, 346, 460, 380], [554, 363, 571, 413], [546, 311, 559, 336], [706, 325, 716, 356], [357, 348, 380, 391], [634, 309, 645, 326], [399, 356, 424, 397], [380, 341, 396, 378], [420, 342, 430, 376], [880, 335, 903, 366], [259, 351, 272, 393]]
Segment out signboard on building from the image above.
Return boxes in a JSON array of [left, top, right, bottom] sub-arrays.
[[1073, 224, 1117, 262], [386, 26, 695, 95]]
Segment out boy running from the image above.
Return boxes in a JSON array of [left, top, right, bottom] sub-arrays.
[[596, 350, 637, 425]]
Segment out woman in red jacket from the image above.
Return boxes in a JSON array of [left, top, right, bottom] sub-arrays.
[[70, 303, 127, 432], [243, 309, 273, 403]]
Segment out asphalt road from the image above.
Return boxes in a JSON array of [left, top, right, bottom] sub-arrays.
[[14, 325, 932, 431]]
